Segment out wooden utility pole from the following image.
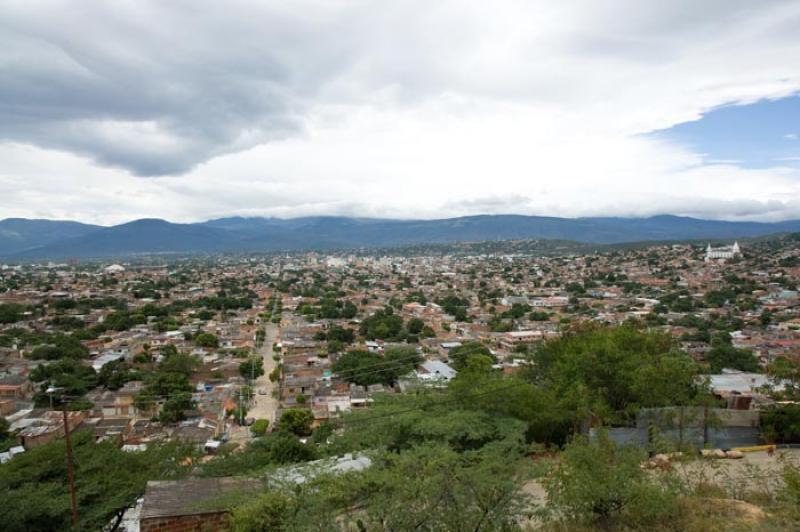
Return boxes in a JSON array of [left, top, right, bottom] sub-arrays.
[[62, 404, 79, 527]]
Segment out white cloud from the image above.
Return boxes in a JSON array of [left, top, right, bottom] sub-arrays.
[[1, 0, 800, 223]]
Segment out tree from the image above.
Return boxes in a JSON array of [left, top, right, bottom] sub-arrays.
[[341, 301, 358, 319], [0, 417, 14, 452], [762, 404, 800, 444], [448, 341, 493, 370], [542, 433, 680, 527], [202, 432, 317, 476], [29, 334, 88, 360], [0, 431, 193, 531], [0, 303, 27, 324], [159, 352, 199, 376], [332, 348, 419, 386], [279, 409, 314, 437], [327, 326, 355, 344], [437, 295, 469, 321], [97, 360, 141, 390], [407, 317, 425, 334], [769, 356, 800, 400], [29, 359, 97, 406], [529, 324, 703, 426], [704, 343, 759, 373], [359, 309, 405, 340], [327, 339, 344, 354], [159, 392, 194, 423], [269, 365, 281, 383], [194, 332, 219, 348], [160, 343, 179, 357], [230, 443, 532, 531], [231, 490, 298, 531], [240, 357, 265, 379]]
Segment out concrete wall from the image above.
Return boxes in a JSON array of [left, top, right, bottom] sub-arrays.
[[593, 426, 762, 450], [636, 407, 759, 428]]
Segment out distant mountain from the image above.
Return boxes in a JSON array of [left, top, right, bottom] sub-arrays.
[[4, 214, 800, 259], [0, 218, 100, 255], [11, 219, 238, 259]]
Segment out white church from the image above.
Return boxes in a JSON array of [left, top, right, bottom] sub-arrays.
[[704, 242, 741, 262]]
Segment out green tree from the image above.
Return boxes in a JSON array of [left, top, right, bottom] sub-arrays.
[[332, 348, 420, 386], [0, 303, 27, 324], [194, 332, 219, 348], [0, 431, 193, 531], [407, 317, 425, 334], [704, 343, 759, 373], [202, 433, 316, 478], [240, 357, 265, 380], [762, 404, 800, 443], [448, 341, 494, 370], [159, 353, 199, 376], [279, 409, 314, 437], [542, 433, 681, 527], [159, 392, 194, 423], [0, 417, 14, 452], [530, 324, 702, 426]]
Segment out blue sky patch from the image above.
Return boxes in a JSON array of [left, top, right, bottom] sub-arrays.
[[653, 95, 800, 168]]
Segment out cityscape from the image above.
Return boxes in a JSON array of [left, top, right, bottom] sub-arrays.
[[3, 2, 800, 531]]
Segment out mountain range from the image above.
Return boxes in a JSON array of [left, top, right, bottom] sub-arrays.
[[2, 214, 800, 259]]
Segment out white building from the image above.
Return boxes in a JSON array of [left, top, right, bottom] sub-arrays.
[[104, 264, 126, 274], [705, 242, 741, 262], [416, 360, 457, 383]]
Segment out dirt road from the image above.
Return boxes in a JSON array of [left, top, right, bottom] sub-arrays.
[[246, 323, 280, 426]]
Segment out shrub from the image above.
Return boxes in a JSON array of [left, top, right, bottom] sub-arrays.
[[251, 419, 270, 437], [542, 433, 682, 527]]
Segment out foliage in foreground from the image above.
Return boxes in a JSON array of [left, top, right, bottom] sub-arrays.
[[542, 433, 682, 528], [230, 441, 534, 531], [0, 431, 193, 532]]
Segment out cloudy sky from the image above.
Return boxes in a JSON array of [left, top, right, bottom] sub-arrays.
[[2, 0, 800, 225]]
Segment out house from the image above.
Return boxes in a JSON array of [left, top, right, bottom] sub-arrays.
[[139, 477, 261, 532], [0, 375, 33, 399], [16, 410, 87, 450], [171, 425, 215, 450], [499, 330, 542, 350], [416, 360, 457, 383]]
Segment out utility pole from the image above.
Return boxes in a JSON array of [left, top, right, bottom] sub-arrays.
[[62, 402, 79, 527]]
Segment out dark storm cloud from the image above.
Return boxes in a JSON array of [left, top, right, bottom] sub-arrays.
[[0, 1, 361, 175]]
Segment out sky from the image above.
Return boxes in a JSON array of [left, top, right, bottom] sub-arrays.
[[2, 0, 800, 225]]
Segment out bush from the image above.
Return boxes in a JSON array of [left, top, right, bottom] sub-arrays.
[[778, 463, 800, 518], [194, 332, 219, 348], [761, 404, 800, 443], [542, 433, 682, 527], [251, 419, 270, 436], [279, 409, 314, 437], [239, 357, 265, 379]]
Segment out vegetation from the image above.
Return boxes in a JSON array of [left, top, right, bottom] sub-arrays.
[[332, 346, 421, 386], [251, 419, 270, 436], [279, 409, 314, 437], [528, 323, 708, 428], [0, 431, 192, 532], [239, 357, 265, 380]]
